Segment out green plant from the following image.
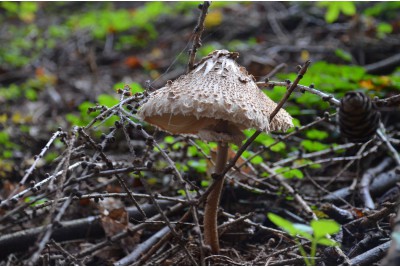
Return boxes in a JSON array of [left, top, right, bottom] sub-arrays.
[[363, 2, 400, 19], [268, 213, 340, 266], [376, 22, 393, 39], [276, 62, 399, 111], [318, 2, 356, 23], [0, 2, 38, 22]]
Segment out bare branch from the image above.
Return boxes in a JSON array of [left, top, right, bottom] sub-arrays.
[[187, 1, 211, 72]]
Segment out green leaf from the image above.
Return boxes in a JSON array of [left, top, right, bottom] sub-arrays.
[[66, 114, 85, 126], [114, 82, 144, 94], [290, 169, 304, 179], [187, 146, 199, 157], [335, 49, 352, 62], [97, 94, 119, 107], [319, 2, 355, 23], [3, 150, 12, 158], [25, 88, 37, 101], [250, 155, 263, 165], [276, 167, 304, 179], [325, 3, 340, 23], [311, 219, 340, 238], [177, 189, 186, 196], [164, 136, 175, 144], [1, 2, 19, 13], [201, 180, 210, 187], [0, 131, 10, 145], [293, 223, 313, 240], [268, 213, 297, 236], [44, 152, 58, 163], [339, 2, 356, 16], [363, 2, 400, 17], [188, 159, 207, 173], [306, 129, 329, 140], [377, 22, 393, 38], [24, 196, 48, 207], [301, 140, 329, 152]]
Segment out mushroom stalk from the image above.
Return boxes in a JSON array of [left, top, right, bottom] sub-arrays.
[[203, 141, 228, 254]]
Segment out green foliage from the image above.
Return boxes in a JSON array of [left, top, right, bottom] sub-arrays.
[[163, 136, 175, 144], [0, 130, 20, 160], [363, 2, 400, 18], [44, 151, 58, 163], [335, 49, 353, 62], [305, 129, 329, 140], [250, 155, 263, 165], [68, 2, 188, 49], [24, 196, 48, 207], [301, 140, 329, 152], [66, 94, 119, 127], [318, 2, 356, 23], [0, 2, 38, 22], [69, 5, 160, 49], [198, 43, 221, 57], [276, 167, 304, 179], [188, 159, 207, 173], [201, 180, 210, 187], [277, 61, 399, 110], [113, 82, 144, 94], [376, 22, 393, 38], [0, 131, 11, 147], [97, 94, 119, 107], [66, 83, 143, 127], [243, 129, 287, 153], [268, 213, 340, 265], [264, 86, 286, 103]]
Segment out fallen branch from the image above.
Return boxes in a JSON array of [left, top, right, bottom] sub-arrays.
[[349, 241, 391, 265], [0, 200, 175, 259], [114, 226, 170, 266], [325, 165, 400, 202], [360, 157, 393, 210]]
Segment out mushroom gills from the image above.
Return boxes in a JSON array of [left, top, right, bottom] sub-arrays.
[[145, 114, 245, 145]]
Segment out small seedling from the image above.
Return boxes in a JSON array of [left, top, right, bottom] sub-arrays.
[[268, 213, 340, 266]]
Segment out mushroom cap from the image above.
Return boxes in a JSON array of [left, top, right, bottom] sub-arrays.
[[138, 50, 293, 145]]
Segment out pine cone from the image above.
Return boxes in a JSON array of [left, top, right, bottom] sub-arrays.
[[339, 92, 380, 143]]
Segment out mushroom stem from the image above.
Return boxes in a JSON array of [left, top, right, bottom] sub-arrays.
[[204, 141, 228, 254]]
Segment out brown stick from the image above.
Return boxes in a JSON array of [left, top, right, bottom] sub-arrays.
[[187, 1, 210, 72], [203, 142, 228, 254]]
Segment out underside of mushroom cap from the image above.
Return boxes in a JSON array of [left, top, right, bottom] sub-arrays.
[[138, 50, 293, 145]]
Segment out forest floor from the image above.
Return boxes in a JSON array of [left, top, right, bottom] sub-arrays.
[[1, 2, 400, 266]]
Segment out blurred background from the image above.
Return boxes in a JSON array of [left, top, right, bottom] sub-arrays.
[[0, 1, 399, 179]]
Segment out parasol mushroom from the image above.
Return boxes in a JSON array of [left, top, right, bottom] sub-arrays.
[[138, 50, 293, 254]]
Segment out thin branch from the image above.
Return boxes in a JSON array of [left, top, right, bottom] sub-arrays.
[[115, 226, 170, 266], [28, 130, 77, 265], [0, 161, 83, 210], [377, 123, 400, 166], [374, 94, 400, 107], [257, 81, 341, 106], [78, 128, 148, 220], [187, 1, 211, 72], [2, 130, 62, 207], [139, 176, 198, 265]]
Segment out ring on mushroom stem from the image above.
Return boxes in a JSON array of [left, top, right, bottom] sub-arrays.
[[137, 50, 293, 254]]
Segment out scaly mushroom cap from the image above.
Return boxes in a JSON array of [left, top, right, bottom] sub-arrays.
[[138, 50, 293, 145]]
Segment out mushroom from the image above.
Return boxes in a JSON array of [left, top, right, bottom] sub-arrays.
[[138, 50, 293, 254]]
